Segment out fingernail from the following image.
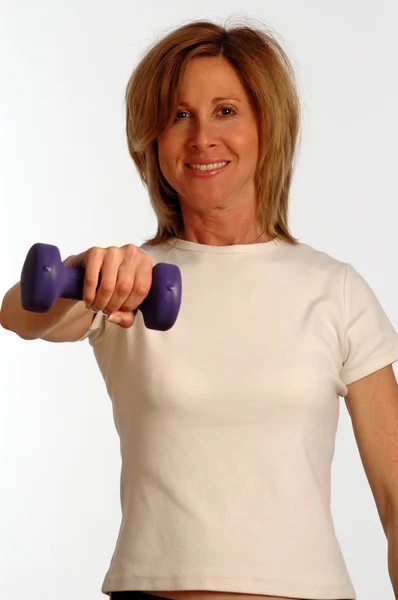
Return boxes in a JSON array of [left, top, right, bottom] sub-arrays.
[[107, 314, 121, 324]]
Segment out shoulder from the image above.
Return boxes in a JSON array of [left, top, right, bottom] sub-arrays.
[[277, 240, 348, 277], [139, 241, 173, 262]]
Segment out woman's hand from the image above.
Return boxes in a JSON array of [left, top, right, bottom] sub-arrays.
[[65, 244, 153, 328]]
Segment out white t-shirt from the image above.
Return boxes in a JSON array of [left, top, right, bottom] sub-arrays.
[[77, 237, 398, 599]]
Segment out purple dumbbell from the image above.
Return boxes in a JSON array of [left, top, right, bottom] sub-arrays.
[[20, 243, 182, 331]]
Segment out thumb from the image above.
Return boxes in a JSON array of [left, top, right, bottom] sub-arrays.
[[106, 309, 136, 328]]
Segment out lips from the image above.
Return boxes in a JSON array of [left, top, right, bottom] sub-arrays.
[[184, 161, 230, 178], [185, 161, 231, 166]]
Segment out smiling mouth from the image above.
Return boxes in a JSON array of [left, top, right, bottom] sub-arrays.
[[184, 163, 230, 179], [186, 161, 229, 170]]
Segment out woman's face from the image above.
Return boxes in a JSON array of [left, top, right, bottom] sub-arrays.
[[157, 56, 259, 220]]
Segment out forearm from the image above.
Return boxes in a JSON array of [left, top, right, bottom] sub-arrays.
[[387, 506, 398, 599], [0, 255, 83, 340]]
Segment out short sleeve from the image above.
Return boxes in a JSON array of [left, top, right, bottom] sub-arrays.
[[72, 310, 107, 345], [340, 263, 398, 386]]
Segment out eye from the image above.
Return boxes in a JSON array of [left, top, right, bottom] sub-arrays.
[[175, 110, 189, 120], [174, 105, 237, 122], [219, 105, 236, 116]]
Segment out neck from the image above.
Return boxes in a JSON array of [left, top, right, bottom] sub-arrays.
[[179, 229, 272, 246]]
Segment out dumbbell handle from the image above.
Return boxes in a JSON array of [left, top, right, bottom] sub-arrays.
[[20, 243, 182, 331], [52, 263, 85, 300]]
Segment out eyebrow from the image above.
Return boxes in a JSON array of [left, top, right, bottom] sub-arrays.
[[178, 97, 242, 107]]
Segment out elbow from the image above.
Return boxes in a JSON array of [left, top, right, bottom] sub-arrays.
[[0, 310, 10, 332], [0, 311, 35, 340], [384, 498, 398, 538]]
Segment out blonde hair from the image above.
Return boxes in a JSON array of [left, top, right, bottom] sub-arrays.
[[125, 17, 302, 246]]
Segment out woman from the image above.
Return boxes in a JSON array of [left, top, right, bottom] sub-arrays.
[[1, 18, 398, 600]]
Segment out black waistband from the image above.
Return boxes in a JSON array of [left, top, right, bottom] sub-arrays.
[[110, 593, 170, 600]]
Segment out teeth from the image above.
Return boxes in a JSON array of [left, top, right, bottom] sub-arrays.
[[188, 162, 228, 171]]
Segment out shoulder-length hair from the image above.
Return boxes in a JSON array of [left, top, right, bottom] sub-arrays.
[[125, 18, 302, 246]]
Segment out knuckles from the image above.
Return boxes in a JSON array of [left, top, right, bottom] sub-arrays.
[[87, 243, 148, 264], [122, 243, 139, 256], [115, 283, 132, 296], [135, 282, 151, 297], [86, 246, 104, 258], [83, 244, 153, 318], [98, 281, 115, 295]]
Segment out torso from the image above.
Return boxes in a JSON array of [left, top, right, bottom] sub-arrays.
[[144, 591, 299, 600]]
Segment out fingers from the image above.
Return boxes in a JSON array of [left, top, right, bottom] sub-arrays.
[[82, 244, 153, 329], [92, 246, 125, 310], [115, 252, 153, 313], [82, 246, 106, 309], [105, 310, 136, 329]]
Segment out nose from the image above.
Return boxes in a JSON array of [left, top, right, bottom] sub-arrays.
[[188, 118, 218, 151]]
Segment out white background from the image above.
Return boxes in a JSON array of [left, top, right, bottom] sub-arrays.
[[1, 1, 397, 599]]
